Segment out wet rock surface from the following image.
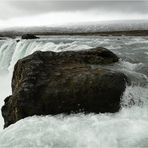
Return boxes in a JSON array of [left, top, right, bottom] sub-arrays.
[[21, 34, 39, 39], [1, 47, 128, 128]]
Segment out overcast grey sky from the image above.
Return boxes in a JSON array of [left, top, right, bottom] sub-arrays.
[[1, 1, 148, 19], [0, 1, 148, 28]]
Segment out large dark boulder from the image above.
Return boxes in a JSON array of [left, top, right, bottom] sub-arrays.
[[21, 34, 39, 39], [1, 47, 128, 128]]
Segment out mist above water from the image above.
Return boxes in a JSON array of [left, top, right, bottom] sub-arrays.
[[0, 10, 148, 30]]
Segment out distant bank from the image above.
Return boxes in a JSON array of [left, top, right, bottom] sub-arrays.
[[1, 19, 148, 38], [36, 30, 148, 36]]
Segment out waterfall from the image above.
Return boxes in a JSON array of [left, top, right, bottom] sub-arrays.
[[0, 36, 148, 147]]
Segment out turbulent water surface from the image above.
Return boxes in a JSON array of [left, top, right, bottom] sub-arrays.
[[0, 35, 148, 148]]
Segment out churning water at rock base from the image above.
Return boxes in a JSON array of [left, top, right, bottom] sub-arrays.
[[0, 35, 148, 148]]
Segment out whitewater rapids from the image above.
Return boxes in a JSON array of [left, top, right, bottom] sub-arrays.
[[0, 35, 148, 148]]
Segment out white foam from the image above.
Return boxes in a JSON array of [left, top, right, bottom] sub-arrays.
[[0, 107, 148, 148], [119, 60, 144, 71], [121, 85, 148, 108]]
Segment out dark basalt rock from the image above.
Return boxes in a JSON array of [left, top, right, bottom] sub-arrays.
[[1, 47, 128, 128], [16, 39, 20, 43], [21, 34, 39, 39]]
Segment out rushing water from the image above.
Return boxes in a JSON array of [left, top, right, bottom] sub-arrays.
[[0, 36, 148, 147]]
